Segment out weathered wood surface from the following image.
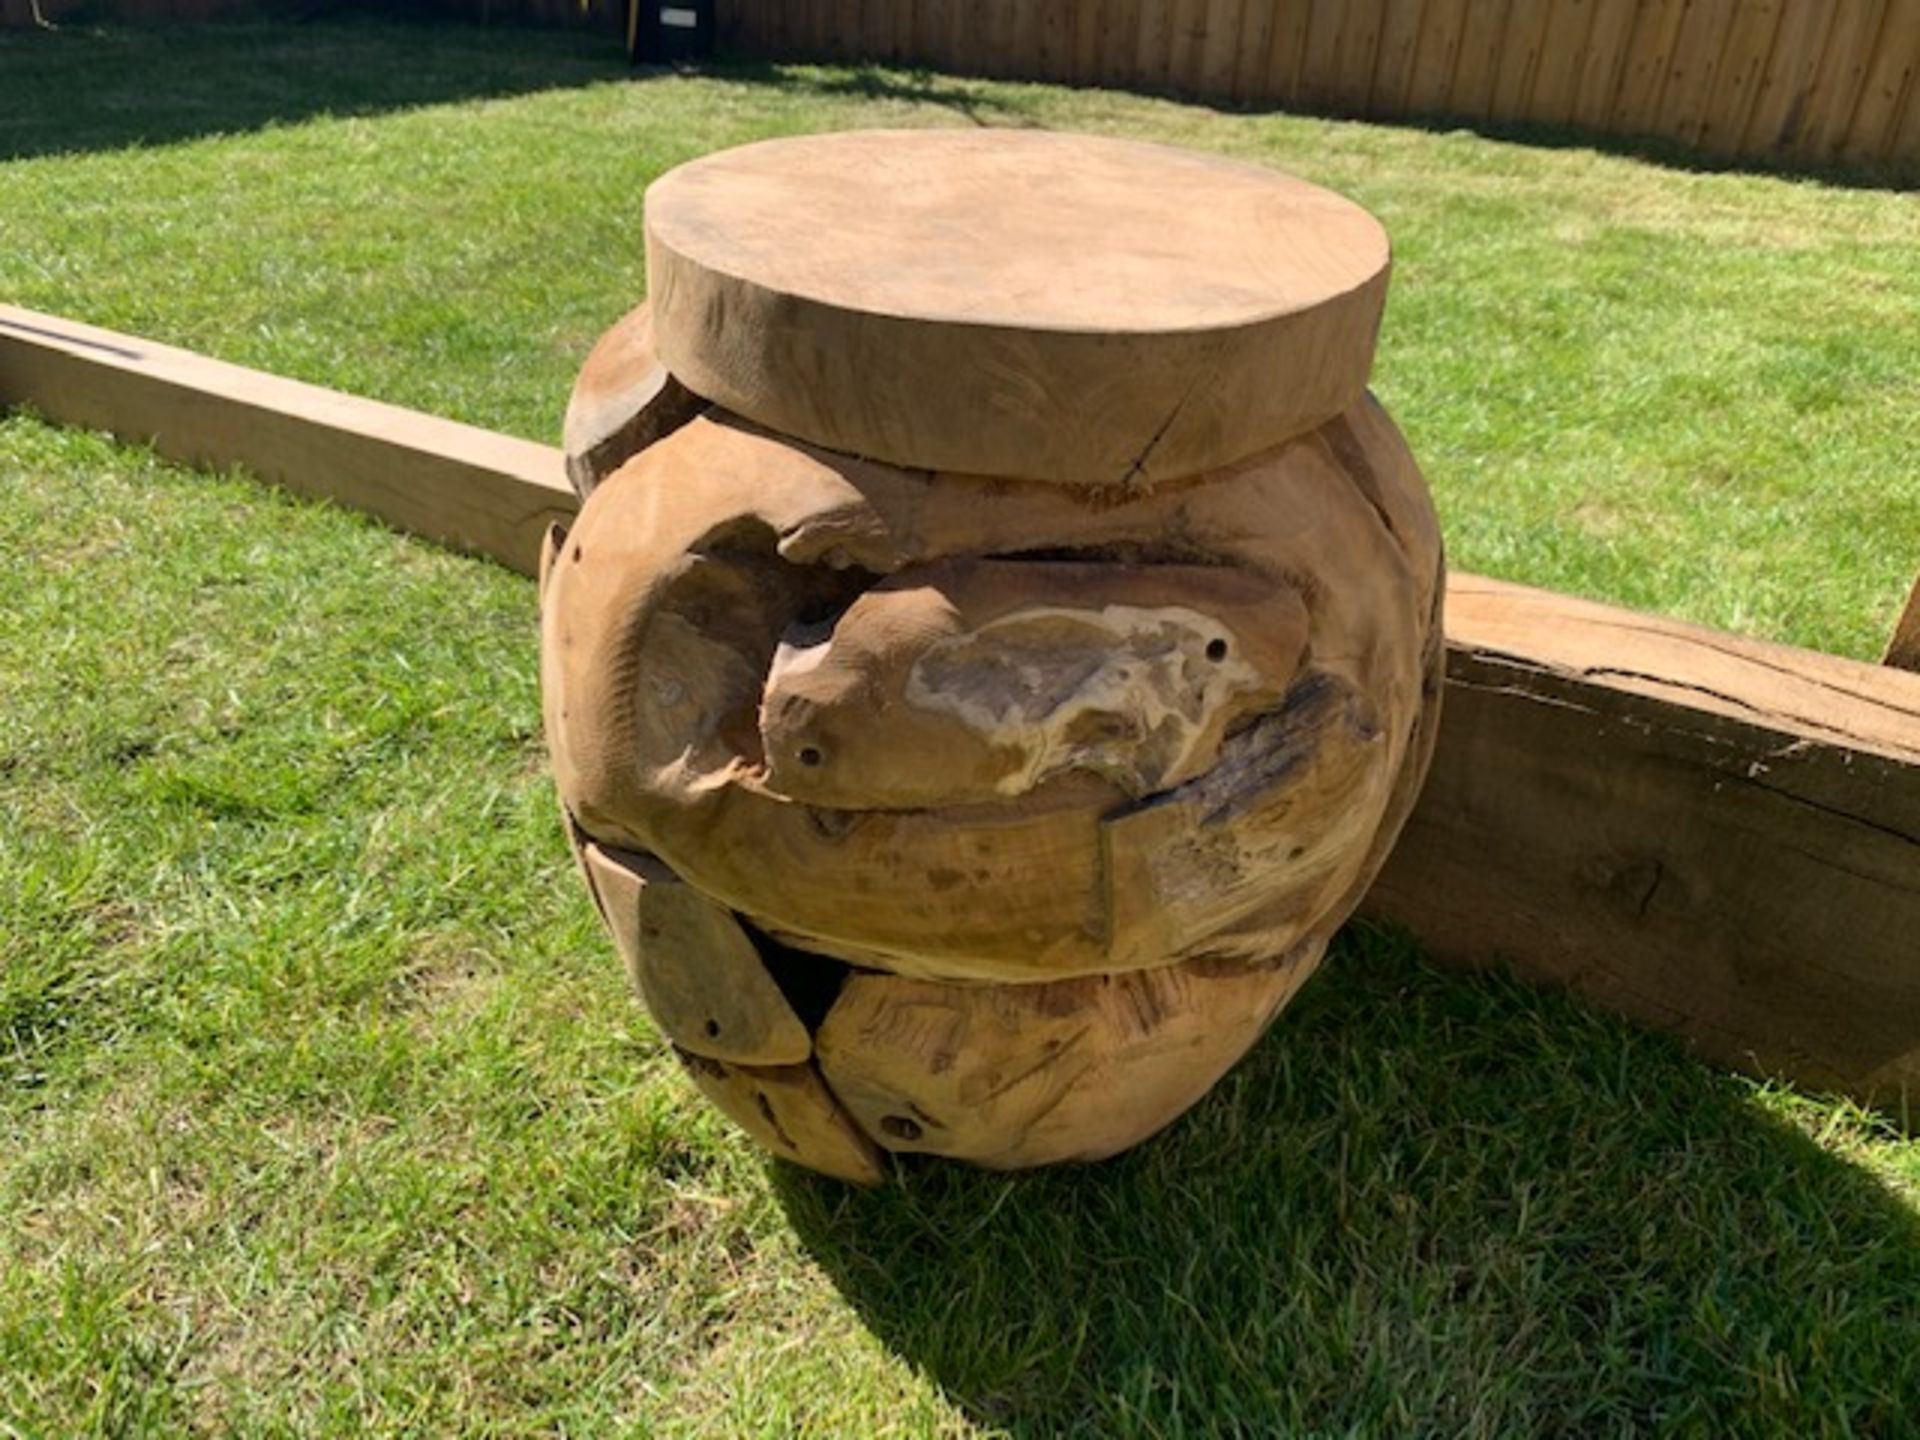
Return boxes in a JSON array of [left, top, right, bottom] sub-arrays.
[[1887, 574, 1920, 673], [561, 301, 705, 500], [643, 130, 1390, 486], [0, 305, 574, 570], [675, 1048, 886, 1185], [1364, 575, 1920, 1110], [815, 943, 1321, 1168], [541, 403, 1441, 984], [6, 305, 1917, 1115], [719, 0, 1920, 171], [588, 128, 1439, 1176], [580, 840, 812, 1066]]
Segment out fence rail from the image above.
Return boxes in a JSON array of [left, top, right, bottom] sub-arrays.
[[720, 0, 1920, 169]]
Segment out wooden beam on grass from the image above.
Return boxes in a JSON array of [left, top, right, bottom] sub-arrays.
[[4, 303, 1917, 1115], [1363, 576, 1920, 1114], [0, 304, 574, 573], [1886, 573, 1920, 674]]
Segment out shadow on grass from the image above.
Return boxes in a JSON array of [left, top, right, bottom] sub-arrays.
[[0, 12, 631, 162], [1373, 109, 1916, 195], [713, 59, 1038, 129], [776, 928, 1920, 1434], [718, 57, 1915, 194]]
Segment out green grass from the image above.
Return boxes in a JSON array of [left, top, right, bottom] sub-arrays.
[[3, 21, 1916, 659], [2, 18, 1918, 1437]]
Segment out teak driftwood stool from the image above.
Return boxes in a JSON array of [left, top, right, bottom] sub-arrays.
[[540, 130, 1445, 1181]]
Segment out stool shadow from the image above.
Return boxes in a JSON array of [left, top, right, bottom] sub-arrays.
[[774, 927, 1920, 1436]]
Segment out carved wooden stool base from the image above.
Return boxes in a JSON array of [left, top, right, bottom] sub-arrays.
[[542, 131, 1445, 1180]]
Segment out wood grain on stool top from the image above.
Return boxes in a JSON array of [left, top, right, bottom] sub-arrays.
[[643, 129, 1391, 486]]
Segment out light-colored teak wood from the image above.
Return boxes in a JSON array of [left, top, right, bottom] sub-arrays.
[[0, 305, 572, 572], [1364, 575, 1920, 1110], [10, 302, 1916, 1136], [561, 301, 706, 499], [815, 943, 1322, 1168], [1884, 572, 1920, 673], [580, 841, 812, 1066], [541, 402, 1441, 985], [547, 132, 1445, 1174], [674, 1049, 886, 1185], [642, 129, 1390, 487]]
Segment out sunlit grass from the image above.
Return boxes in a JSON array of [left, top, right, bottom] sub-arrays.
[[3, 22, 1915, 659], [3, 18, 1917, 1437]]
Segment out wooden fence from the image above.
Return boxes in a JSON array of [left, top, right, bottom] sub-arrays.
[[721, 0, 1920, 168], [9, 1, 1915, 170]]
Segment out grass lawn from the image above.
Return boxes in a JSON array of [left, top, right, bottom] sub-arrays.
[[3, 17, 1918, 1437]]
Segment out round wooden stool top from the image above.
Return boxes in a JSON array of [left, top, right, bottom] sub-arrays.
[[643, 129, 1391, 487]]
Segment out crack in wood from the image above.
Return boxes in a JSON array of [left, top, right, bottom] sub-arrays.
[[1735, 774, 1920, 849]]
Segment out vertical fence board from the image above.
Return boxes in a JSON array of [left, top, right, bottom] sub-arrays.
[[1795, 0, 1888, 155], [1234, 0, 1277, 101], [1141, 0, 1174, 89], [968, 0, 1002, 75], [1699, 0, 1787, 150], [1258, 0, 1315, 103], [991, 0, 1024, 76], [1036, 0, 1074, 78], [860, 0, 893, 61], [822, 0, 852, 59], [1572, 0, 1645, 128], [1070, 0, 1105, 84], [1200, 0, 1249, 99], [922, 0, 956, 69], [1894, 21, 1920, 157], [1842, 0, 1920, 157], [1164, 0, 1200, 90], [1099, 0, 1143, 85], [808, 0, 839, 59], [1295, 0, 1347, 109], [717, 0, 749, 52], [1491, 0, 1553, 119], [1529, 0, 1603, 123], [1611, 0, 1688, 132], [1451, 0, 1516, 116], [755, 0, 777, 50], [1136, 0, 1177, 88], [1331, 0, 1389, 112], [770, 0, 799, 57], [1371, 0, 1429, 118], [1015, 0, 1048, 77], [1741, 0, 1837, 149], [961, 0, 986, 72], [1164, 0, 1207, 92], [932, 0, 967, 72], [1405, 0, 1470, 116], [1658, 0, 1743, 143]]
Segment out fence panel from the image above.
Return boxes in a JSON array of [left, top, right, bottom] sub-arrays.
[[14, 0, 1910, 169], [711, 0, 1916, 168]]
